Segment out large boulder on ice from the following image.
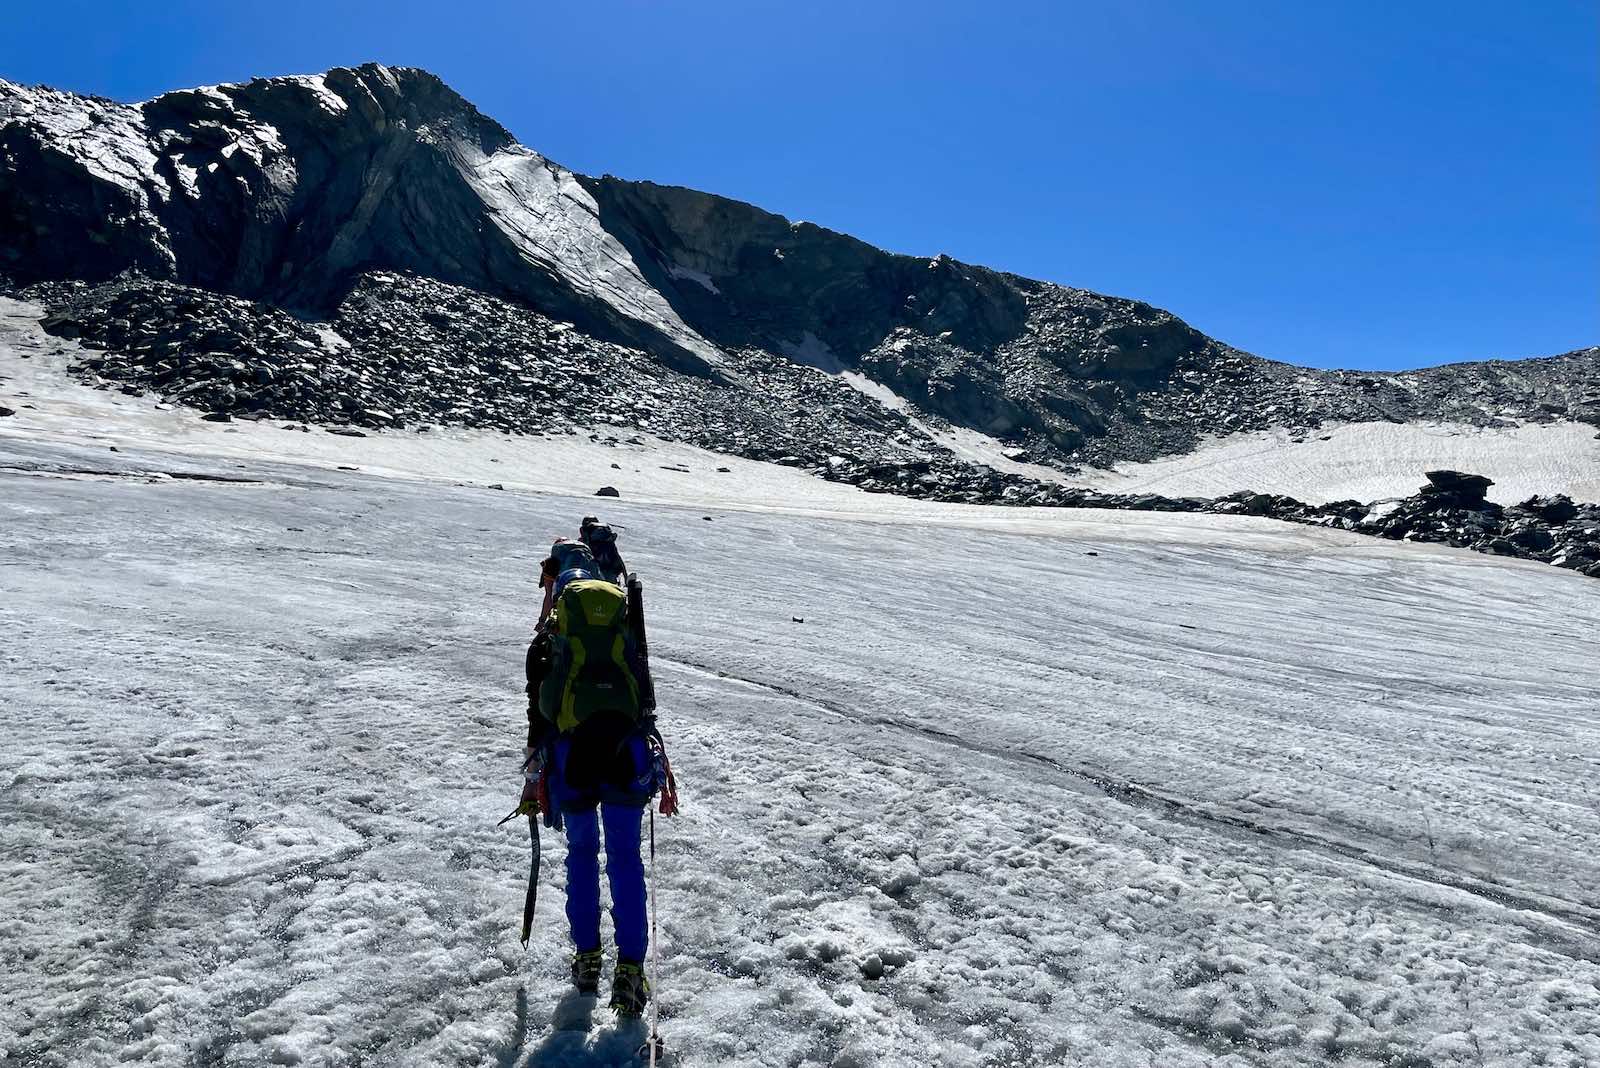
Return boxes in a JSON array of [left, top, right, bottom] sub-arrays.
[[1421, 469, 1495, 506]]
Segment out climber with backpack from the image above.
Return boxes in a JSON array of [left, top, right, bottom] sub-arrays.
[[579, 516, 628, 585], [515, 519, 676, 1025]]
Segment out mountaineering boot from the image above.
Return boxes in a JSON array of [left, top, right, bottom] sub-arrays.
[[571, 949, 603, 995], [610, 959, 650, 1017]]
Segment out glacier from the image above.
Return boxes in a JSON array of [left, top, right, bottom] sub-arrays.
[[2, 303, 1599, 1066]]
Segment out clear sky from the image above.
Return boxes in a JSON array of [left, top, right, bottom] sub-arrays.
[[3, 1, 1595, 370]]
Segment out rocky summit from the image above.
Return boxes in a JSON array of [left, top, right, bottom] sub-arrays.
[[2, 63, 1598, 576]]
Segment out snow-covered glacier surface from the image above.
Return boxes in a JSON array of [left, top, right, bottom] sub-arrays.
[[2, 365, 1598, 1064], [1074, 420, 1600, 506]]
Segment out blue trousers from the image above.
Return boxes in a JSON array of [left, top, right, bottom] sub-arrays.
[[563, 802, 647, 962]]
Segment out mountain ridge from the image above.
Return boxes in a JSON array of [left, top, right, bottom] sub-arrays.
[[0, 64, 731, 377], [2, 62, 1596, 474]]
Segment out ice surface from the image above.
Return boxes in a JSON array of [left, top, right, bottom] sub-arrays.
[[3, 300, 1599, 1066]]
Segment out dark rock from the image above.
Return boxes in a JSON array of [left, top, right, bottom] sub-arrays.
[[1422, 470, 1492, 492], [1507, 524, 1556, 552], [201, 411, 232, 422], [0, 406, 14, 417], [326, 427, 367, 437], [38, 312, 80, 338], [595, 486, 620, 497], [1421, 470, 1494, 502], [1215, 490, 1278, 516], [1518, 494, 1579, 524]]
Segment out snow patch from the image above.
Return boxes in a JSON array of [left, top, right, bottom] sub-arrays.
[[1077, 421, 1600, 504], [172, 160, 202, 200], [839, 371, 1070, 483], [291, 74, 349, 117], [313, 325, 351, 353], [779, 331, 844, 373], [666, 262, 721, 295]]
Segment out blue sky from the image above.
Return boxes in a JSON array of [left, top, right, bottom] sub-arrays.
[[3, 1, 1595, 370]]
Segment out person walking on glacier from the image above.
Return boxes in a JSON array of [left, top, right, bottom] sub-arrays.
[[519, 519, 675, 1018]]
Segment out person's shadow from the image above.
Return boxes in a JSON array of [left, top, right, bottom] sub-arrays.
[[506, 988, 650, 1068]]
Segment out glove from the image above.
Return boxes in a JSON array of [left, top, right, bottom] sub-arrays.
[[496, 751, 544, 827], [497, 747, 550, 828], [645, 729, 680, 817]]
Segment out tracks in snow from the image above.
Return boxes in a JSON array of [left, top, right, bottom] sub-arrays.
[[0, 460, 272, 485], [656, 652, 1600, 958]]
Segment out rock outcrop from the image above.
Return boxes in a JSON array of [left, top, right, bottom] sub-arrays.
[[0, 67, 725, 377]]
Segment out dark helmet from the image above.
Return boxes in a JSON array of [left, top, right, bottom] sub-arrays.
[[579, 517, 615, 546]]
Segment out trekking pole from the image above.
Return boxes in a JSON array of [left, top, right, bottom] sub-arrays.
[[646, 806, 663, 1065]]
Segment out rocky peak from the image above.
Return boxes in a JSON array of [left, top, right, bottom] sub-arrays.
[[0, 64, 728, 377]]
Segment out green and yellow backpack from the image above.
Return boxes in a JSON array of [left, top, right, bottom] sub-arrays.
[[538, 579, 645, 734]]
